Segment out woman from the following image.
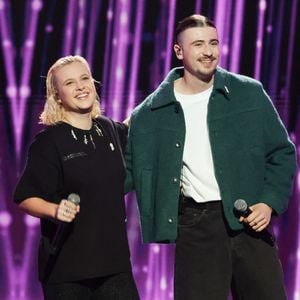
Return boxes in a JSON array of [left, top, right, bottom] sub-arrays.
[[14, 55, 139, 299]]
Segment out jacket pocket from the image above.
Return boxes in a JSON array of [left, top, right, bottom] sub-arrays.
[[140, 169, 153, 216]]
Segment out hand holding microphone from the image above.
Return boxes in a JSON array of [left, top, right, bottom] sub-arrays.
[[234, 199, 272, 232], [51, 193, 80, 254], [55, 193, 80, 223]]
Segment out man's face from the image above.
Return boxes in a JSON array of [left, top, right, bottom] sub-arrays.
[[174, 26, 220, 81]]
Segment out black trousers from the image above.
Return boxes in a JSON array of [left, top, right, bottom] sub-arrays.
[[42, 272, 139, 300], [174, 197, 287, 300]]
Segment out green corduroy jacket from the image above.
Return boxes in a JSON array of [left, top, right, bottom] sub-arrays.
[[125, 66, 297, 243]]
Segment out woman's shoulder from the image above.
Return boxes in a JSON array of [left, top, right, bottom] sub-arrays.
[[96, 116, 128, 152], [96, 116, 127, 132], [31, 123, 66, 150], [96, 116, 128, 138], [96, 115, 114, 127]]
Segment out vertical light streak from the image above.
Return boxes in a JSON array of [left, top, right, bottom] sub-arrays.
[[159, 245, 168, 300], [100, 0, 114, 113], [124, 196, 140, 276], [144, 244, 158, 300], [163, 0, 176, 77], [108, 0, 131, 121], [229, 0, 244, 73], [126, 0, 145, 117], [151, 20, 164, 89], [150, 0, 173, 90], [0, 3, 17, 296], [153, 245, 162, 300], [63, 0, 77, 55], [0, 0, 18, 156], [17, 0, 43, 158], [12, 2, 43, 296], [214, 0, 227, 67], [254, 0, 267, 80], [0, 212, 14, 299], [219, 0, 232, 69], [194, 0, 202, 13], [294, 170, 300, 300], [282, 0, 298, 124], [267, 0, 284, 103], [86, 0, 102, 67], [18, 216, 39, 299], [74, 0, 86, 55]]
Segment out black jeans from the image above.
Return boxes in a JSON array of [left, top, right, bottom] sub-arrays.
[[42, 272, 139, 300], [174, 197, 287, 300]]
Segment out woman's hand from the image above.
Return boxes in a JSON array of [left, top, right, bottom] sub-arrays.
[[55, 199, 80, 222]]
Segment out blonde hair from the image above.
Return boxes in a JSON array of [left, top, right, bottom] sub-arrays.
[[40, 55, 101, 125]]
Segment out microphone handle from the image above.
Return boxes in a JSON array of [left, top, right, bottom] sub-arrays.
[[241, 207, 252, 218], [50, 195, 79, 254], [242, 206, 275, 245], [50, 222, 66, 254]]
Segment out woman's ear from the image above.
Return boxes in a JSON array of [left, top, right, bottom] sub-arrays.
[[54, 90, 61, 103]]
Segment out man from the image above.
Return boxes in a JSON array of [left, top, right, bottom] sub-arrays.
[[125, 14, 297, 299]]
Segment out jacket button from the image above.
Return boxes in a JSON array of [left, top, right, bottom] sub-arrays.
[[168, 218, 174, 223], [175, 142, 181, 148], [173, 177, 178, 183]]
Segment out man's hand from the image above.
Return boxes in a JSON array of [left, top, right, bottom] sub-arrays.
[[239, 203, 272, 232]]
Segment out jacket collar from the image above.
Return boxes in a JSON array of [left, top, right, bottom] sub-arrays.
[[151, 66, 230, 109], [213, 66, 231, 99]]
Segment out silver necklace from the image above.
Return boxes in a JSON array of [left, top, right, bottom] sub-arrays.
[[70, 123, 103, 149]]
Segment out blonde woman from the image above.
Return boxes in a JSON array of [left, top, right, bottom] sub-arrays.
[[14, 56, 139, 300]]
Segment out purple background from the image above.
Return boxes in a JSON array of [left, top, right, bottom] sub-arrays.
[[0, 0, 299, 299]]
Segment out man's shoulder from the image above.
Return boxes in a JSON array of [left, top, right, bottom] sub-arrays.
[[132, 67, 183, 117], [132, 93, 154, 116], [218, 67, 262, 88]]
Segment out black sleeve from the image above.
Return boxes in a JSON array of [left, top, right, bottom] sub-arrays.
[[14, 131, 63, 204], [111, 121, 128, 153]]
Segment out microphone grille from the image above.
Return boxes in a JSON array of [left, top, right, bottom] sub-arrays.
[[234, 199, 247, 212], [68, 193, 80, 205]]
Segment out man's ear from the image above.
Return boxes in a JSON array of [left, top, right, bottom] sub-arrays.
[[174, 43, 183, 59]]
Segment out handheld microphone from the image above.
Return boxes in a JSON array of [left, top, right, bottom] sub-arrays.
[[234, 198, 275, 245], [66, 193, 80, 206], [234, 199, 252, 217], [50, 193, 80, 254]]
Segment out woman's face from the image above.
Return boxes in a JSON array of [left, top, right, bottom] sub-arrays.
[[54, 61, 96, 116]]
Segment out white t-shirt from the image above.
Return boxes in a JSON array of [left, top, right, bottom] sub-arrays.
[[174, 86, 221, 202]]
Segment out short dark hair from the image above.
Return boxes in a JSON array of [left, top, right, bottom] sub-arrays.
[[175, 14, 216, 42]]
